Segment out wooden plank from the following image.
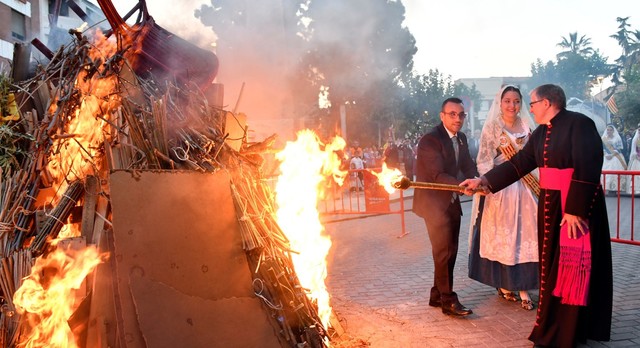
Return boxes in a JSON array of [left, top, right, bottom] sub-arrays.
[[81, 176, 99, 241], [86, 228, 118, 348]]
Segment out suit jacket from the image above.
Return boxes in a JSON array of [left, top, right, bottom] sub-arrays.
[[468, 137, 479, 161], [412, 123, 478, 218]]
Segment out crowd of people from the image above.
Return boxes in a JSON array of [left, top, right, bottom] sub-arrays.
[[406, 84, 612, 348], [343, 140, 417, 187]]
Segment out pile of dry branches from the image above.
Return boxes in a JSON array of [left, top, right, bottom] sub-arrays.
[[0, 26, 329, 347]]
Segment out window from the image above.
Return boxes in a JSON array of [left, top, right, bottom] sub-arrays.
[[11, 10, 26, 41], [48, 0, 70, 17]]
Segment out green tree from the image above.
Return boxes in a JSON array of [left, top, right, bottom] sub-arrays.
[[610, 17, 640, 85], [198, 0, 418, 147], [530, 32, 610, 100], [610, 17, 640, 132], [295, 0, 417, 146], [615, 69, 640, 129], [557, 32, 594, 58], [398, 70, 460, 143], [608, 17, 640, 131], [529, 59, 560, 90]]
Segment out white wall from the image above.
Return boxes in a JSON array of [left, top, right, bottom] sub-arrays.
[[0, 0, 31, 16]]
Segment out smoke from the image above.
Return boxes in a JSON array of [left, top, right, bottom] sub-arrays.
[[109, 0, 217, 47], [103, 0, 413, 145]]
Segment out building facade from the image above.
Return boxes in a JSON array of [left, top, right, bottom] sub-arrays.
[[456, 76, 531, 133], [0, 0, 102, 74]]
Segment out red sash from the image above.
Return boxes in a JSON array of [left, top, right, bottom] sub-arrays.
[[539, 167, 591, 306]]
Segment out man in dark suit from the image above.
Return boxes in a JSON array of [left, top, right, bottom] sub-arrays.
[[412, 97, 479, 316]]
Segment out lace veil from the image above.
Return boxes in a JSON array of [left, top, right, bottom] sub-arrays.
[[475, 85, 536, 175], [601, 124, 623, 150]]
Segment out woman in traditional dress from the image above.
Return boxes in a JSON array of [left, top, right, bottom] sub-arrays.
[[468, 85, 539, 310], [601, 124, 627, 194], [627, 124, 640, 195]]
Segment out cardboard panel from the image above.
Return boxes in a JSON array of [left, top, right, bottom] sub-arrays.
[[109, 171, 270, 347], [130, 276, 281, 348]]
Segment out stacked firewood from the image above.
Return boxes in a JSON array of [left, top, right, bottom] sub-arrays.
[[0, 25, 330, 348]]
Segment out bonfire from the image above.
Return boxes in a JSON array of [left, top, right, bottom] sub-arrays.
[[0, 2, 343, 347]]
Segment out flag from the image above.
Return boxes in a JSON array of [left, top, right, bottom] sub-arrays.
[[606, 96, 618, 115]]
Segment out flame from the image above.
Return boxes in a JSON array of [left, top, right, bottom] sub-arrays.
[[13, 29, 116, 347], [13, 245, 105, 348], [370, 163, 403, 193], [46, 30, 119, 201], [274, 129, 346, 329]]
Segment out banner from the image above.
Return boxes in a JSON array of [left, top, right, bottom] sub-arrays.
[[363, 170, 390, 213]]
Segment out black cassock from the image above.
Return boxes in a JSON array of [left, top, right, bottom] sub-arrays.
[[484, 109, 612, 348]]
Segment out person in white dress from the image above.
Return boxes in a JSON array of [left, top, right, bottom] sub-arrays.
[[626, 124, 640, 195], [468, 85, 539, 310], [601, 124, 627, 194]]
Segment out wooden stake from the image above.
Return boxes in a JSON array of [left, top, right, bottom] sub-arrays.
[[81, 176, 99, 241]]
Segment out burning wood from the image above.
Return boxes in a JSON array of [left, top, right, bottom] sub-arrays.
[[0, 1, 337, 346], [97, 0, 219, 90], [30, 180, 85, 255]]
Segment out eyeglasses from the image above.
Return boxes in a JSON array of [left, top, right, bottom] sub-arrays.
[[442, 111, 467, 118], [529, 99, 545, 107]]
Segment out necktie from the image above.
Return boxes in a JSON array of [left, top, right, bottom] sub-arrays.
[[451, 135, 459, 204], [452, 135, 459, 163]]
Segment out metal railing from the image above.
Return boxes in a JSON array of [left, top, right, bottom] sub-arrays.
[[601, 170, 640, 245], [264, 168, 408, 237], [318, 168, 407, 237]]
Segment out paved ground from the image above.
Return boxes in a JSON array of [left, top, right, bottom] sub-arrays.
[[324, 192, 640, 348]]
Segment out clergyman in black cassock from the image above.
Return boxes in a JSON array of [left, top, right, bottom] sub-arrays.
[[462, 84, 612, 348]]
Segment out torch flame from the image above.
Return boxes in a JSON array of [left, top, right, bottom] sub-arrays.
[[370, 163, 403, 193], [275, 129, 346, 329]]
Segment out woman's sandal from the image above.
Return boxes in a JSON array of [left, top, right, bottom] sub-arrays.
[[521, 299, 534, 310], [497, 288, 518, 302]]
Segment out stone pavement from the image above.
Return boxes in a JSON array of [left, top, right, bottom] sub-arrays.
[[324, 192, 640, 347]]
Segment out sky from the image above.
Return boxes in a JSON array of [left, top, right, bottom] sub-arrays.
[[100, 0, 640, 81], [402, 0, 640, 80]]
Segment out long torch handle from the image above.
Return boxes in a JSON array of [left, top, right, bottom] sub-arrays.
[[392, 177, 485, 194]]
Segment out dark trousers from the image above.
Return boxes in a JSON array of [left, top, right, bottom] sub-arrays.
[[423, 204, 461, 303]]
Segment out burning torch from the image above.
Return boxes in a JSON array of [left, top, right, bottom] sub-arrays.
[[391, 176, 486, 194], [371, 164, 486, 194]]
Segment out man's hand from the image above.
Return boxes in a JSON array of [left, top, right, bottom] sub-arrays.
[[460, 177, 482, 190], [459, 177, 489, 196], [560, 213, 589, 239]]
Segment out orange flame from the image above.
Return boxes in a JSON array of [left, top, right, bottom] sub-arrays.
[[274, 129, 346, 329], [46, 30, 119, 201], [369, 163, 403, 193], [15, 29, 116, 346], [13, 246, 105, 348]]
